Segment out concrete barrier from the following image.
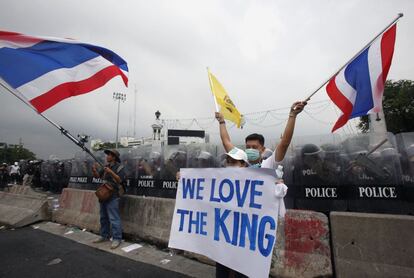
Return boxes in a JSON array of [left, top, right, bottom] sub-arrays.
[[54, 189, 332, 277], [330, 212, 414, 278], [270, 210, 332, 278], [121, 195, 175, 246], [7, 184, 46, 197], [0, 191, 50, 227], [53, 188, 175, 246], [52, 188, 100, 232]]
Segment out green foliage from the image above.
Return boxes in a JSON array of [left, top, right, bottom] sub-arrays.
[[357, 115, 369, 133], [357, 80, 414, 134], [0, 144, 36, 164]]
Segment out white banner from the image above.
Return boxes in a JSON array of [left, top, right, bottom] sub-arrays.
[[168, 168, 280, 278]]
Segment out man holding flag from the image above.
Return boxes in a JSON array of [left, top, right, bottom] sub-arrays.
[[208, 69, 306, 168]]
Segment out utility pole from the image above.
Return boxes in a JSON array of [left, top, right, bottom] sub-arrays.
[[134, 84, 137, 138], [113, 92, 127, 149]]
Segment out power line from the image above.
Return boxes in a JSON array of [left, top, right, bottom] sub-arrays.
[[161, 99, 360, 131]]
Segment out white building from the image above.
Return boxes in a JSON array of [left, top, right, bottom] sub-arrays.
[[93, 111, 209, 148]]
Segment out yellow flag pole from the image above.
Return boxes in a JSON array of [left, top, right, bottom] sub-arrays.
[[207, 67, 220, 113]]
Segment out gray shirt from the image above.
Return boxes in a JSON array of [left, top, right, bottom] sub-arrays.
[[99, 162, 126, 198]]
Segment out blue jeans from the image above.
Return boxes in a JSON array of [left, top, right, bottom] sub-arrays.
[[99, 197, 122, 240]]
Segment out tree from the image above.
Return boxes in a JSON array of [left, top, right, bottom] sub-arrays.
[[357, 80, 414, 134], [0, 144, 36, 164]]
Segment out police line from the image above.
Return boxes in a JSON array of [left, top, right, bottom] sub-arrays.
[[68, 175, 414, 201]]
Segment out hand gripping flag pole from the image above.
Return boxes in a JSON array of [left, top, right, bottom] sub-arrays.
[[0, 79, 105, 167], [303, 13, 403, 103]]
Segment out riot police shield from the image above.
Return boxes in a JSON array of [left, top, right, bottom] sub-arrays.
[[40, 161, 53, 191], [155, 145, 188, 198], [131, 145, 167, 197], [186, 143, 218, 169], [294, 140, 348, 214], [116, 148, 135, 193], [31, 160, 43, 188], [396, 132, 414, 215], [345, 133, 404, 214], [280, 151, 295, 209], [216, 145, 228, 168], [68, 151, 95, 190]]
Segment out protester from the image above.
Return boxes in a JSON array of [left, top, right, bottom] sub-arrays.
[[211, 147, 249, 278], [92, 149, 125, 249], [22, 160, 34, 187], [0, 163, 8, 189], [215, 101, 306, 169], [31, 160, 42, 188], [9, 161, 20, 184]]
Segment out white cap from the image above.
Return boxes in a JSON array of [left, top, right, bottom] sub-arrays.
[[226, 147, 248, 164], [14, 162, 18, 166]]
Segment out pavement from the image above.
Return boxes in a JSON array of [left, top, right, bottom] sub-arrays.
[[0, 222, 215, 278]]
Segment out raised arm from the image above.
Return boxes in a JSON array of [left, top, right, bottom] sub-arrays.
[[215, 112, 235, 152], [275, 101, 307, 162]]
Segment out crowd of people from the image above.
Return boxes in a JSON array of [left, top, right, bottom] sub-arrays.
[[0, 162, 22, 188], [0, 159, 71, 194]]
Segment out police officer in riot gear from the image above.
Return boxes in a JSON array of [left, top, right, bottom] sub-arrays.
[[294, 143, 347, 213]]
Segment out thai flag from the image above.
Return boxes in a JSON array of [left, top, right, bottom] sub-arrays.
[[326, 24, 397, 132], [0, 31, 128, 113]]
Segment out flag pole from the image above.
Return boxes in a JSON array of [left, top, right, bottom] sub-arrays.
[[304, 13, 403, 102], [207, 67, 220, 112], [0, 79, 105, 167]]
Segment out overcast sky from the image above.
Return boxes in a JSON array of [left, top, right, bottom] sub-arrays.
[[1, 0, 413, 159]]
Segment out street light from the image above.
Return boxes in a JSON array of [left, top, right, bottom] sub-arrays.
[[113, 92, 127, 149]]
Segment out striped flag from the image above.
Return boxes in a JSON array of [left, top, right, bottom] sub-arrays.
[[0, 30, 128, 113], [326, 24, 397, 132]]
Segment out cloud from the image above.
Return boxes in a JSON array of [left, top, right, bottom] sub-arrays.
[[0, 0, 413, 159]]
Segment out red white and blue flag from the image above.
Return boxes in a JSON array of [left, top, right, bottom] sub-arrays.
[[0, 31, 128, 113], [326, 24, 397, 132]]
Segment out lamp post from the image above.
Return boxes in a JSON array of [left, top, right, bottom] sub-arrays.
[[113, 92, 126, 149]]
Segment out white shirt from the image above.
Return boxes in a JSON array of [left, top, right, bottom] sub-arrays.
[[10, 165, 20, 174], [262, 150, 287, 218], [261, 149, 284, 169]]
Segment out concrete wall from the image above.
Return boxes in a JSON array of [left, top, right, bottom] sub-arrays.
[[53, 189, 175, 246], [121, 195, 175, 246], [271, 210, 332, 278], [54, 188, 333, 277], [0, 191, 50, 227], [330, 212, 414, 278], [53, 188, 100, 232], [8, 186, 414, 277], [7, 185, 46, 197]]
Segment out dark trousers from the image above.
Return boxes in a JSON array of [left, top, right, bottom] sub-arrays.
[[215, 263, 247, 278]]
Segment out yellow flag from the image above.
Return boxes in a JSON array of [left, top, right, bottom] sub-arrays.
[[207, 69, 243, 128]]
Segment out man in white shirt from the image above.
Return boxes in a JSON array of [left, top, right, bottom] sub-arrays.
[[215, 101, 306, 169], [10, 162, 20, 184]]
